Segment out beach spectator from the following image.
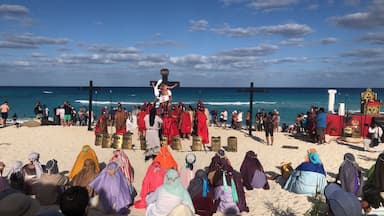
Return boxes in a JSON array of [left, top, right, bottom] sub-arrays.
[[263, 112, 274, 145], [94, 107, 108, 135], [34, 159, 69, 205], [324, 183, 362, 216], [0, 161, 4, 176], [0, 101, 10, 127], [60, 186, 89, 216], [237, 110, 243, 130], [316, 107, 327, 144], [335, 153, 362, 196], [63, 101, 72, 126], [34, 101, 44, 119], [255, 110, 264, 131], [68, 145, 100, 180], [245, 110, 251, 130], [362, 153, 384, 209], [188, 169, 214, 216], [284, 151, 327, 195], [369, 122, 383, 149], [273, 110, 280, 132], [240, 151, 269, 190], [153, 146, 178, 171], [180, 153, 197, 188], [6, 161, 23, 182], [295, 113, 303, 134], [109, 149, 135, 191], [210, 109, 218, 127], [146, 169, 195, 215], [71, 158, 98, 197], [22, 152, 44, 195], [231, 110, 237, 129], [0, 186, 40, 216], [144, 107, 163, 161], [134, 161, 166, 209], [207, 150, 249, 214], [89, 162, 132, 214]]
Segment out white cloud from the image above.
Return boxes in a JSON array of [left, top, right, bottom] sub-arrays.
[[211, 23, 312, 38], [189, 19, 209, 32], [263, 57, 308, 64], [279, 38, 304, 46], [135, 40, 181, 47], [247, 0, 299, 11], [320, 37, 338, 44], [359, 32, 384, 44], [217, 44, 278, 57], [0, 4, 28, 15], [0, 33, 70, 49], [341, 48, 384, 58], [329, 0, 384, 28], [82, 44, 140, 54]]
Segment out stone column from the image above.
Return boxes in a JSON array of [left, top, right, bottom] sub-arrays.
[[328, 89, 337, 113]]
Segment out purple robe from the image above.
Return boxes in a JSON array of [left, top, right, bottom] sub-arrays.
[[89, 162, 132, 214]]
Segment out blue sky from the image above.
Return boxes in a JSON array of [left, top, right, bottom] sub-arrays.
[[0, 0, 383, 87]]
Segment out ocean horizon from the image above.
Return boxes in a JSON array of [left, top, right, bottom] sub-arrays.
[[1, 86, 383, 125]]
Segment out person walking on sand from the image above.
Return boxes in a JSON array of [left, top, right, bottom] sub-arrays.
[[0, 101, 10, 127], [263, 112, 274, 145]]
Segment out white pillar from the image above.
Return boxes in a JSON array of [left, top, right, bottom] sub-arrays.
[[328, 89, 337, 113]]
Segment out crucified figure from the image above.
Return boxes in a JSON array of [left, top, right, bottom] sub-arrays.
[[152, 79, 178, 105]]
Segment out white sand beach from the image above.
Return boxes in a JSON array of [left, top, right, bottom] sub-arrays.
[[0, 125, 380, 215]]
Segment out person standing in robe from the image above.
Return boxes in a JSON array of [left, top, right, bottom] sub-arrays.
[[114, 105, 127, 135], [144, 107, 163, 161], [196, 101, 209, 146], [94, 107, 108, 135], [180, 105, 192, 139], [336, 153, 362, 196]]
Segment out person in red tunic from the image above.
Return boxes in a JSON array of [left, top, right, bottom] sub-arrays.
[[196, 101, 209, 145], [161, 111, 173, 145], [180, 105, 192, 139], [137, 106, 147, 138], [94, 108, 108, 135], [169, 105, 180, 141]]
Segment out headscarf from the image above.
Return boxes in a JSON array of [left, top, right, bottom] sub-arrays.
[[28, 152, 44, 178], [308, 152, 322, 165], [180, 153, 196, 188], [240, 151, 269, 190], [69, 145, 100, 179], [153, 146, 178, 171], [374, 153, 384, 191], [109, 149, 134, 183], [134, 161, 166, 209], [149, 107, 156, 127], [89, 162, 132, 214], [45, 159, 59, 175], [163, 169, 194, 208], [6, 161, 23, 179], [338, 153, 361, 194], [187, 169, 210, 199], [72, 159, 98, 189]]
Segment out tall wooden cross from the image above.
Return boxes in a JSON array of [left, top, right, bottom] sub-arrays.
[[239, 82, 267, 136], [150, 68, 180, 87]]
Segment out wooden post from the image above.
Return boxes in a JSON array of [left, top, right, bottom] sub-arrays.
[[238, 82, 267, 136], [88, 80, 93, 131], [249, 82, 254, 136]]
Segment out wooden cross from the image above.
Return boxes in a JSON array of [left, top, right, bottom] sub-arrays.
[[149, 68, 180, 87], [238, 82, 267, 136]]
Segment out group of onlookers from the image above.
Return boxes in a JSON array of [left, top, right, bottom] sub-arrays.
[[3, 143, 382, 215]]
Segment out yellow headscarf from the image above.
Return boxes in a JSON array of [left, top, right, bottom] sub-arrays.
[[68, 145, 100, 179]]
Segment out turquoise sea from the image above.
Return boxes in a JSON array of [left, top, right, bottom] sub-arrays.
[[0, 87, 382, 125]]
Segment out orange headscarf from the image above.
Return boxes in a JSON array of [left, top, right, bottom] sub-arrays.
[[153, 146, 178, 171], [69, 145, 100, 179]]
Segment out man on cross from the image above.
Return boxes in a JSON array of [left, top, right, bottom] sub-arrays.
[[151, 69, 179, 107]]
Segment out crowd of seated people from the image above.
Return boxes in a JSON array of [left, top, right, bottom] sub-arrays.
[[3, 142, 384, 215]]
